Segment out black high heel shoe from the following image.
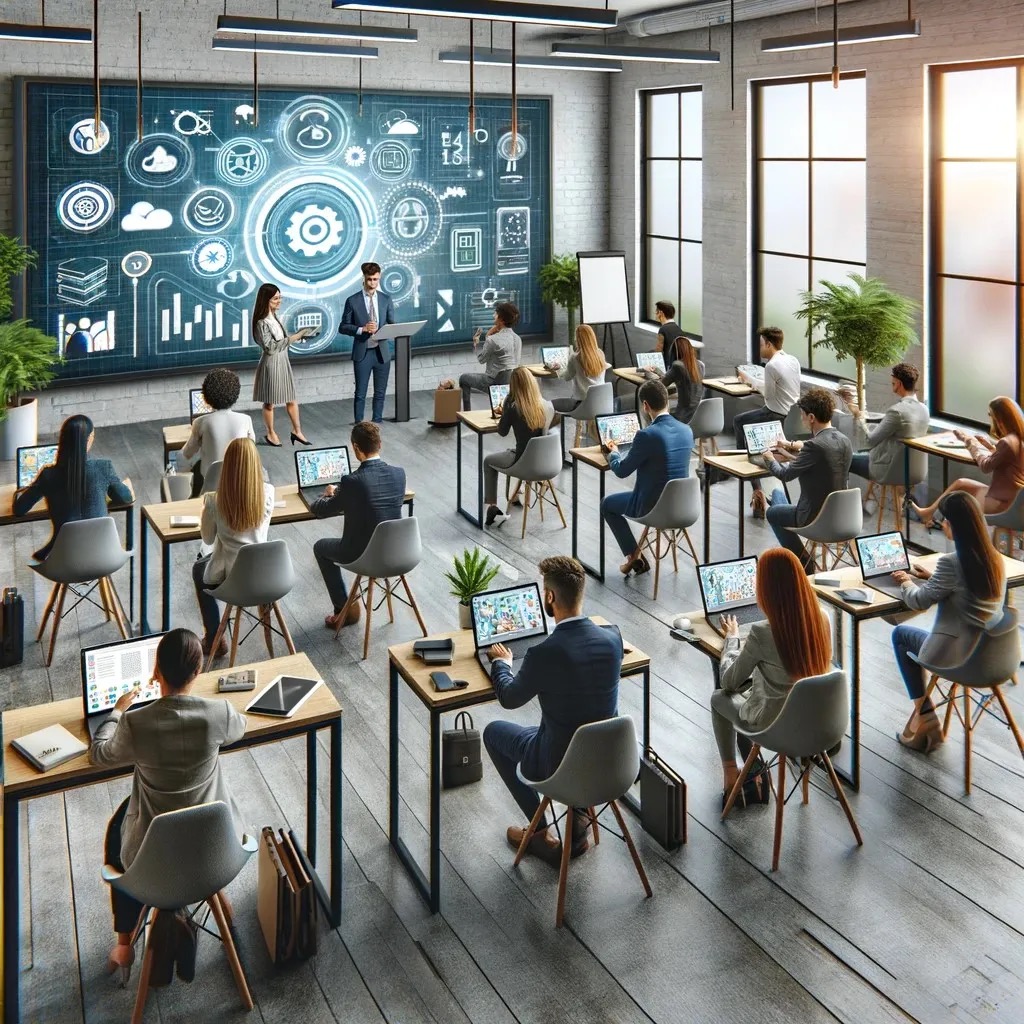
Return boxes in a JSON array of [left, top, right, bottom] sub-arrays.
[[263, 434, 282, 448], [291, 432, 312, 446]]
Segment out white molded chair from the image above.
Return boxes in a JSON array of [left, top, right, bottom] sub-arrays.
[[689, 397, 724, 463], [624, 477, 701, 600], [785, 489, 863, 571], [504, 433, 568, 539]]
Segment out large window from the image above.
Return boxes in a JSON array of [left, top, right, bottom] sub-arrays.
[[932, 61, 1023, 423], [753, 75, 866, 375], [640, 87, 702, 336]]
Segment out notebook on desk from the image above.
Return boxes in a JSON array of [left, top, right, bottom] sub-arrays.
[[16, 444, 59, 489], [541, 346, 569, 368], [189, 388, 213, 422], [697, 556, 765, 638], [596, 412, 641, 451], [294, 446, 351, 509], [81, 633, 166, 740], [471, 582, 549, 676], [489, 384, 510, 418], [855, 531, 910, 600]]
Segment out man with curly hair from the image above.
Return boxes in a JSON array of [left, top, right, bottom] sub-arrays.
[[181, 367, 255, 496]]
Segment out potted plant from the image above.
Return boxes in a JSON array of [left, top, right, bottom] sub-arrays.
[[444, 547, 500, 629], [0, 319, 61, 460], [795, 273, 918, 411], [538, 252, 581, 344], [0, 234, 36, 321]]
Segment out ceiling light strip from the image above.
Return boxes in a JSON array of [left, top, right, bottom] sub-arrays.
[[550, 42, 719, 63], [212, 36, 380, 58], [333, 0, 616, 30], [761, 18, 920, 51], [216, 14, 416, 42], [0, 21, 92, 41], [439, 48, 621, 71]]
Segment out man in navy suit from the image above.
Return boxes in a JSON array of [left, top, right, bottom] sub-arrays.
[[310, 421, 406, 628], [602, 379, 694, 575], [339, 261, 396, 423], [484, 556, 623, 866]]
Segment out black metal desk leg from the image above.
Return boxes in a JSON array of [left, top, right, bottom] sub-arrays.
[[139, 515, 150, 635], [126, 508, 135, 630], [330, 718, 343, 926], [598, 471, 606, 581], [476, 431, 484, 528], [850, 619, 861, 790], [642, 666, 651, 751], [389, 664, 400, 843], [703, 465, 711, 562], [429, 710, 441, 914], [571, 459, 579, 559], [3, 794, 19, 1024], [306, 730, 318, 867], [161, 540, 172, 632], [903, 446, 911, 538], [738, 481, 746, 556], [456, 418, 463, 516]]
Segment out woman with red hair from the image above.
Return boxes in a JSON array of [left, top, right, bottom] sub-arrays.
[[712, 547, 832, 804]]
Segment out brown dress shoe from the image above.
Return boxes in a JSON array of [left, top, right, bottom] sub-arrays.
[[325, 603, 362, 629], [506, 825, 563, 867], [201, 635, 228, 658], [750, 490, 768, 520]]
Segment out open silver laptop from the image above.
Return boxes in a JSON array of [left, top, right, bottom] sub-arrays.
[[541, 346, 569, 368], [697, 556, 765, 637], [742, 420, 786, 456], [294, 446, 352, 509], [471, 582, 549, 675], [855, 531, 910, 600], [189, 388, 213, 422], [636, 351, 666, 374], [16, 444, 59, 489], [596, 412, 641, 451], [82, 633, 166, 740]]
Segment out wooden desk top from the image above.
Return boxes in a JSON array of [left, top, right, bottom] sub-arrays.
[[568, 444, 610, 471], [524, 363, 557, 379], [0, 482, 133, 528], [2, 652, 340, 795], [457, 409, 501, 434], [702, 452, 774, 480], [142, 483, 311, 540], [163, 423, 191, 452], [388, 616, 651, 712], [703, 377, 756, 398], [903, 432, 978, 465]]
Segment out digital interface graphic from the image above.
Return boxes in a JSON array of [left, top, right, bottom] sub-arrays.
[[83, 637, 162, 714], [858, 533, 908, 575], [472, 586, 544, 645], [698, 559, 758, 612], [17, 80, 551, 383], [742, 421, 785, 454], [636, 351, 665, 373], [189, 387, 214, 420], [16, 444, 59, 489], [540, 345, 568, 367], [598, 413, 641, 447], [488, 383, 509, 412], [296, 446, 351, 488]]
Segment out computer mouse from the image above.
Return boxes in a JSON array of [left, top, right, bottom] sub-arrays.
[[672, 615, 692, 631]]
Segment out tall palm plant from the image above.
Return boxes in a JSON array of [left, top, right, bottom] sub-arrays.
[[795, 274, 919, 410]]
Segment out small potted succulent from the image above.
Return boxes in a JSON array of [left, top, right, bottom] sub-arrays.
[[444, 547, 500, 629]]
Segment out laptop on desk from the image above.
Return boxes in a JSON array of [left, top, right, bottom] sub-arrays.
[[489, 384, 510, 418], [595, 412, 641, 451], [541, 346, 569, 369], [82, 633, 166, 740], [471, 582, 550, 676], [854, 531, 911, 600], [697, 556, 765, 638], [16, 444, 59, 489], [742, 420, 786, 456], [189, 388, 213, 422], [636, 351, 666, 375], [294, 445, 352, 510]]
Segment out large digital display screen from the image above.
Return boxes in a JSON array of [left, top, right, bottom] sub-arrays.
[[16, 79, 551, 383]]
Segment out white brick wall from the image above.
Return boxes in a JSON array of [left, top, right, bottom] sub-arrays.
[[0, 1, 608, 433]]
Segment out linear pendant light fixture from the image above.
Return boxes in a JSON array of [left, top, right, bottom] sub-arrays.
[[0, 0, 92, 42], [213, 37, 379, 57], [549, 42, 719, 64], [439, 48, 622, 71], [762, 0, 920, 52], [214, 1, 379, 58], [333, 0, 617, 30], [215, 14, 417, 43]]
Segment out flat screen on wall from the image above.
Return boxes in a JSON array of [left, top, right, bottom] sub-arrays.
[[15, 79, 551, 383], [577, 250, 630, 326]]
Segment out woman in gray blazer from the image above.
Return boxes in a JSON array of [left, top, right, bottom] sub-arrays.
[[90, 629, 246, 981], [712, 547, 832, 806], [891, 492, 1005, 752]]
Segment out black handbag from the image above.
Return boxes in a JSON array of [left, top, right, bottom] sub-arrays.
[[442, 711, 483, 789], [639, 748, 687, 850], [0, 587, 25, 668]]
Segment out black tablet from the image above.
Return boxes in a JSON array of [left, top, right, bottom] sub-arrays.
[[245, 675, 322, 718]]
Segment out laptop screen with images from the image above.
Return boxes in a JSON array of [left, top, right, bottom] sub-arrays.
[[189, 388, 214, 421], [541, 346, 568, 367], [81, 633, 165, 717], [17, 444, 59, 489], [295, 447, 351, 489], [471, 584, 547, 648], [742, 420, 785, 455], [637, 351, 665, 373], [596, 412, 641, 448], [698, 557, 758, 614], [856, 532, 910, 579], [489, 384, 510, 414]]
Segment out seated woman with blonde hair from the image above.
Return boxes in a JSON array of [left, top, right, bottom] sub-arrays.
[[550, 323, 609, 414], [711, 547, 832, 805], [912, 395, 1024, 527]]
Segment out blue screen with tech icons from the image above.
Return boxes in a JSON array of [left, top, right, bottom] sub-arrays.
[[16, 79, 551, 382]]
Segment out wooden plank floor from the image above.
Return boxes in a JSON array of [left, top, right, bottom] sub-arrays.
[[2, 387, 1023, 1024]]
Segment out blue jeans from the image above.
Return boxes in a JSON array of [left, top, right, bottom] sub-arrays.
[[313, 537, 349, 613], [733, 406, 785, 492], [892, 624, 931, 705], [766, 488, 812, 569], [192, 555, 222, 640], [601, 490, 638, 557], [483, 720, 544, 824], [353, 350, 390, 422], [850, 452, 871, 479]]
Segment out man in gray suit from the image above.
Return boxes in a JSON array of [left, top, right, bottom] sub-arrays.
[[842, 362, 929, 483], [761, 387, 853, 572]]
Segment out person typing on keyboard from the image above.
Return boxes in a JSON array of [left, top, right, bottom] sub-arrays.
[[483, 556, 623, 867]]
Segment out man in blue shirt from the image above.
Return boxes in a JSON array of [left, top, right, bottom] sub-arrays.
[[602, 380, 694, 575]]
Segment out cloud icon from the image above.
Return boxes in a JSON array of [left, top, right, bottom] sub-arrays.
[[141, 145, 178, 174], [121, 201, 173, 231]]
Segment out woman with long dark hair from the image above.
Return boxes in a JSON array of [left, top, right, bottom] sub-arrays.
[[14, 414, 133, 561], [912, 396, 1024, 526], [891, 491, 1005, 751], [711, 547, 832, 803], [660, 334, 705, 424], [251, 282, 316, 447]]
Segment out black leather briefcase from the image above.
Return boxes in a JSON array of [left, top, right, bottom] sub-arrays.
[[0, 587, 24, 668], [639, 748, 687, 850], [442, 711, 483, 789]]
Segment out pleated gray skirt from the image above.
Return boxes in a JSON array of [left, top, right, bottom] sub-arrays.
[[252, 349, 296, 405]]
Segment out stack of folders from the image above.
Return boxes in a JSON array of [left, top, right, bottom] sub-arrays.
[[11, 724, 88, 772], [414, 637, 454, 666], [257, 827, 319, 964]]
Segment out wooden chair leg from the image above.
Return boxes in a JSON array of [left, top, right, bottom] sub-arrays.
[[261, 604, 275, 657], [992, 686, 1024, 758], [44, 584, 68, 668], [609, 799, 652, 898], [36, 583, 59, 642], [548, 482, 568, 529], [721, 744, 761, 820], [333, 576, 363, 637], [555, 806, 574, 928], [537, 482, 545, 522], [588, 806, 600, 845], [521, 482, 531, 539], [652, 530, 662, 602], [820, 752, 864, 847], [514, 798, 550, 867], [400, 576, 429, 637], [362, 577, 376, 660], [891, 487, 905, 534], [130, 910, 159, 1024], [107, 578, 131, 639], [384, 577, 396, 623], [682, 528, 699, 564], [228, 606, 243, 668], [272, 602, 297, 654], [801, 761, 810, 804], [771, 755, 787, 871], [97, 577, 114, 621], [963, 688, 974, 794], [205, 605, 233, 671], [209, 892, 254, 1010]]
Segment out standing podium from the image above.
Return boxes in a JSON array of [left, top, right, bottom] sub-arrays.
[[370, 320, 427, 423]]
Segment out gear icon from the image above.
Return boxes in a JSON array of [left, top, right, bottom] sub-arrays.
[[344, 145, 367, 167], [284, 203, 345, 258]]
